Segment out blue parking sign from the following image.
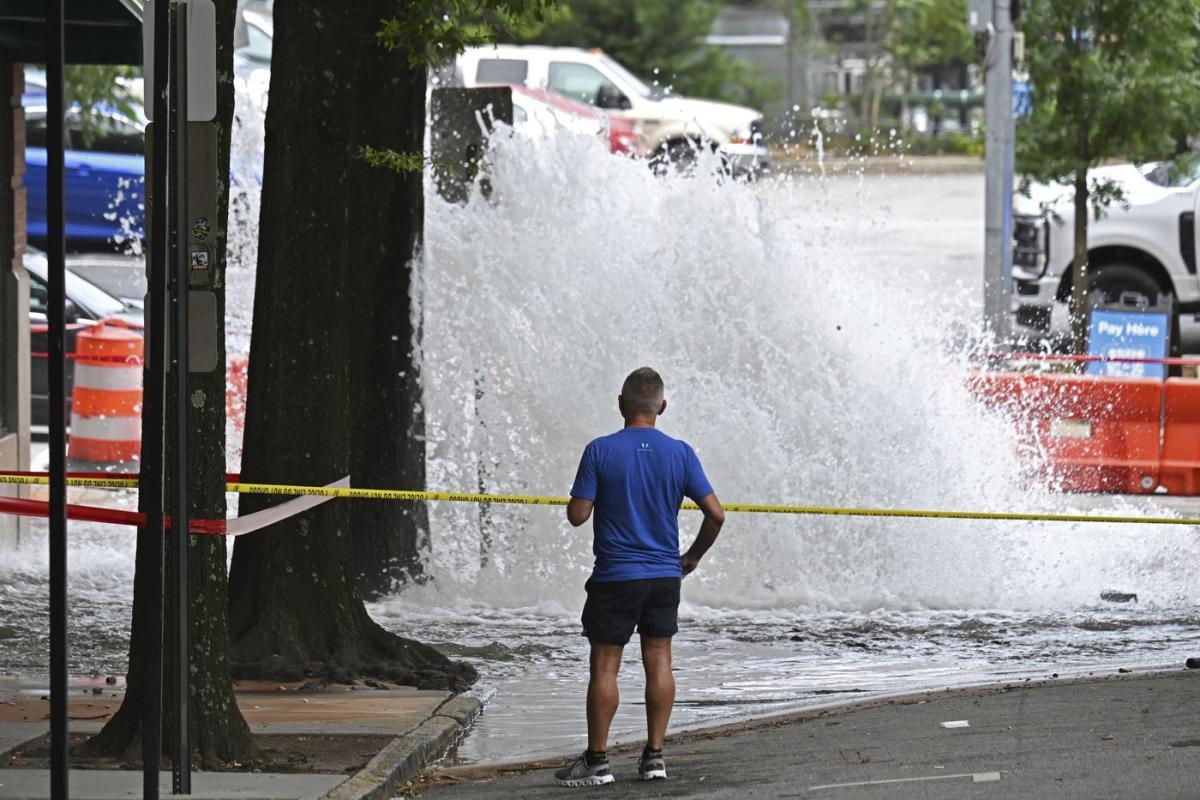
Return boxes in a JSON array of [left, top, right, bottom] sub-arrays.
[[1087, 309, 1170, 379], [1013, 80, 1032, 117]]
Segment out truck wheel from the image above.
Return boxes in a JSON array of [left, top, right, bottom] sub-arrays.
[[1086, 264, 1168, 305], [650, 139, 698, 176], [1086, 263, 1180, 364]]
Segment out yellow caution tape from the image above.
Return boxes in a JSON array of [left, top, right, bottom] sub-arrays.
[[2, 472, 1198, 527], [229, 482, 564, 506], [0, 474, 140, 490]]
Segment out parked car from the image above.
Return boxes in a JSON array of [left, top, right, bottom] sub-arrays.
[[24, 247, 248, 437], [506, 83, 644, 156], [1011, 153, 1200, 341], [23, 43, 266, 251], [233, 5, 273, 64], [23, 84, 146, 249], [24, 247, 144, 427], [457, 45, 769, 174]]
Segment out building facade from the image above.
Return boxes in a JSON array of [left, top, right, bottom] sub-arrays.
[[709, 1, 980, 135]]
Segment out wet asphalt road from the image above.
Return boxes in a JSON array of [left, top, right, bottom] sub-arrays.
[[419, 669, 1200, 799]]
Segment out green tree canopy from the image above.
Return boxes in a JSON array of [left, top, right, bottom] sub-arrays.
[[44, 65, 142, 146], [1018, 0, 1200, 182], [377, 0, 559, 66], [887, 0, 975, 76], [1017, 0, 1200, 350]]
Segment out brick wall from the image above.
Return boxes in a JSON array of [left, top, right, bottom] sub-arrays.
[[1, 63, 31, 547]]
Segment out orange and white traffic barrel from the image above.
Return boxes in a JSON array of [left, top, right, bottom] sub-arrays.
[[67, 322, 144, 464]]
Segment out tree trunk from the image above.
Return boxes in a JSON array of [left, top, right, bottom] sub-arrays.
[[345, 48, 428, 600], [860, 5, 875, 124], [869, 78, 884, 131], [958, 63, 969, 129], [784, 0, 797, 113], [90, 0, 254, 767], [226, 0, 475, 692], [1070, 168, 1090, 355]]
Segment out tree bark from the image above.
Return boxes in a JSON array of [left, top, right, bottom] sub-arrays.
[[90, 0, 254, 767], [860, 4, 875, 124], [1071, 167, 1090, 356], [344, 44, 429, 599], [226, 0, 475, 692], [869, 79, 884, 131]]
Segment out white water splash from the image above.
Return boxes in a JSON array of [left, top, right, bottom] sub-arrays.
[[223, 61, 270, 470], [413, 127, 1200, 614]]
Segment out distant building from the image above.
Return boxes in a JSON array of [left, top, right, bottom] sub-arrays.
[[706, 1, 811, 132], [709, 0, 979, 134]]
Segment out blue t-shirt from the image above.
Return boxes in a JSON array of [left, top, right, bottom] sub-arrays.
[[570, 427, 714, 582]]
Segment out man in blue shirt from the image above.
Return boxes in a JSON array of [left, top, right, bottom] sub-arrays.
[[554, 367, 725, 787]]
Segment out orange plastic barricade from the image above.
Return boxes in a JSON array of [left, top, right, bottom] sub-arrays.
[[67, 322, 144, 464], [226, 354, 248, 435], [1160, 378, 1200, 495], [968, 372, 1162, 494]]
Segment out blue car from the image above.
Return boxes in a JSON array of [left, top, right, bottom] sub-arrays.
[[23, 87, 146, 249]]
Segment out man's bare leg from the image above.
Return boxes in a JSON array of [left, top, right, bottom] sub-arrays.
[[641, 635, 674, 750], [587, 641, 624, 752]]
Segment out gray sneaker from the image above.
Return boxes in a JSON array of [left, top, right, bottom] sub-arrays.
[[638, 750, 667, 780], [555, 753, 615, 787]]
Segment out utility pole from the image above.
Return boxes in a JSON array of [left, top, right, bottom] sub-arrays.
[[45, 1, 69, 795], [974, 0, 1015, 342], [141, 1, 218, 791]]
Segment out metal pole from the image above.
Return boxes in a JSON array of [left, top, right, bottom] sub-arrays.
[[784, 2, 797, 115], [143, 0, 172, 795], [45, 0, 69, 795], [170, 1, 191, 793], [983, 0, 1015, 341]]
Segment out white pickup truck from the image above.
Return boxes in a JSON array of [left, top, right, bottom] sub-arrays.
[[1010, 153, 1200, 341], [456, 44, 770, 175]]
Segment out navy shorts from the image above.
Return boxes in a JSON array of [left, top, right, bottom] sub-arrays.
[[581, 577, 681, 645]]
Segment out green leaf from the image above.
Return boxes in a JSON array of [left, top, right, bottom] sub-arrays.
[[54, 65, 143, 148], [377, 1, 560, 67]]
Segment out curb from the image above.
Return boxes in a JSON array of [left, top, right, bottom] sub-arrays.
[[322, 695, 482, 800], [772, 155, 983, 177]]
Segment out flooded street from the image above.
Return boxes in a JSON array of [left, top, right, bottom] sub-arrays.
[[370, 599, 1200, 764], [3, 156, 1199, 765]]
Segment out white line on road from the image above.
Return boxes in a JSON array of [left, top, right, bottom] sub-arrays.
[[808, 771, 1002, 791]]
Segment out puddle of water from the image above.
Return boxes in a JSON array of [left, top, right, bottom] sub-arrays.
[[365, 599, 1200, 764]]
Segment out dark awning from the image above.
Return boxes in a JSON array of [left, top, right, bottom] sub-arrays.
[[0, 0, 142, 65]]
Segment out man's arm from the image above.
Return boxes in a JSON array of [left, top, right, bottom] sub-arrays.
[[681, 492, 724, 576], [567, 497, 594, 527]]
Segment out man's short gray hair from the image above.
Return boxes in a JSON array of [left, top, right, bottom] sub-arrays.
[[622, 367, 665, 415]]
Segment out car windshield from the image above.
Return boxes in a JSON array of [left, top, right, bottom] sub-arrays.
[[1143, 152, 1200, 187], [24, 103, 144, 154], [25, 250, 127, 320], [598, 54, 665, 100], [239, 21, 273, 64]]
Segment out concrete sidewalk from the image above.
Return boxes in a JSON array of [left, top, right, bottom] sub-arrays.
[[419, 669, 1200, 799], [0, 678, 481, 800], [0, 770, 344, 800]]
